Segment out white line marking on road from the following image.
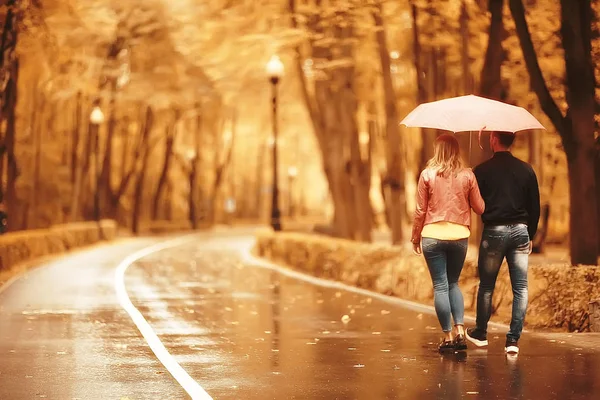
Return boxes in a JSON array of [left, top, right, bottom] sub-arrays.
[[115, 235, 213, 400], [0, 273, 24, 296]]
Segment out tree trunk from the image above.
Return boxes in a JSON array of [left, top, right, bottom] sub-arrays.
[[152, 123, 176, 220], [471, 0, 505, 245], [120, 118, 130, 184], [132, 107, 154, 234], [1, 1, 20, 231], [25, 85, 41, 229], [188, 160, 198, 228], [565, 127, 598, 264], [412, 4, 436, 173], [189, 108, 202, 228], [528, 130, 542, 177], [374, 5, 404, 244], [165, 178, 173, 220], [70, 119, 93, 221], [210, 116, 236, 224], [419, 49, 438, 171], [595, 136, 600, 253], [132, 143, 150, 235], [4, 60, 18, 231], [480, 0, 505, 100], [330, 14, 370, 242], [100, 91, 117, 216], [341, 95, 371, 242], [29, 92, 46, 229], [460, 0, 473, 94], [71, 92, 82, 184], [560, 0, 598, 264], [510, 0, 598, 264], [289, 0, 353, 238]]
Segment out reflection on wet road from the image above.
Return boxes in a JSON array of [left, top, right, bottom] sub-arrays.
[[126, 235, 600, 400], [0, 238, 189, 400], [1, 231, 599, 399]]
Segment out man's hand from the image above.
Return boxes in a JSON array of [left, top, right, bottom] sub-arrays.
[[528, 241, 533, 255], [412, 242, 422, 255]]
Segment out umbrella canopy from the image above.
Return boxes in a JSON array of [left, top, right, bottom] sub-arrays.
[[400, 95, 545, 133]]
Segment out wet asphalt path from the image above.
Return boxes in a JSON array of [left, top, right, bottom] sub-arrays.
[[1, 229, 600, 400]]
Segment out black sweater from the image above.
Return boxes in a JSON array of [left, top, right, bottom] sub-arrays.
[[473, 151, 541, 240]]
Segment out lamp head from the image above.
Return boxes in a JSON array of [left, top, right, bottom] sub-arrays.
[[90, 106, 105, 125], [266, 55, 284, 83]]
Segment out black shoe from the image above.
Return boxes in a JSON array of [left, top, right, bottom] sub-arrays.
[[505, 338, 519, 354], [454, 334, 468, 351], [465, 327, 488, 347], [438, 339, 454, 353]]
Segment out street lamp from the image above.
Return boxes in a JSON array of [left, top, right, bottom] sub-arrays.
[[266, 55, 284, 231], [287, 166, 297, 218], [90, 104, 105, 221]]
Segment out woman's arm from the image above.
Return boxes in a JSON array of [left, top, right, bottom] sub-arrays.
[[411, 171, 429, 244], [469, 172, 485, 215]]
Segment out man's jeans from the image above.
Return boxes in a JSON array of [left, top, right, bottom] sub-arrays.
[[422, 238, 468, 332], [476, 224, 530, 341]]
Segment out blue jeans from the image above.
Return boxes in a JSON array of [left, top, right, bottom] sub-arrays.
[[422, 238, 468, 332], [476, 224, 530, 341]]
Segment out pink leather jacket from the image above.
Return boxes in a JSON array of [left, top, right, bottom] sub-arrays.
[[411, 167, 485, 243]]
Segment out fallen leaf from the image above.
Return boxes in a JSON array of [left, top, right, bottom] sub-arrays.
[[353, 364, 365, 368]]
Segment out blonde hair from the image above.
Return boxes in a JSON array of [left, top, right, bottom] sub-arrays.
[[426, 134, 465, 176]]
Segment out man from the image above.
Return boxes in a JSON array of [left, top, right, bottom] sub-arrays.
[[466, 131, 540, 355]]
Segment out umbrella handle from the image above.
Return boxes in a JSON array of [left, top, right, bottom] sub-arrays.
[[478, 126, 486, 150]]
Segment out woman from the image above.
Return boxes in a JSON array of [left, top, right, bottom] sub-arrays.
[[411, 134, 485, 353]]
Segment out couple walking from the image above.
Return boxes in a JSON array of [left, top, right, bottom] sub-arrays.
[[411, 132, 540, 355]]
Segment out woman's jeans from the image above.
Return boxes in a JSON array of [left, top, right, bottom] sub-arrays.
[[422, 238, 468, 332], [475, 224, 529, 341]]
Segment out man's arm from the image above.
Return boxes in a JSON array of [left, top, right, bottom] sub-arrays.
[[527, 169, 541, 240], [473, 165, 485, 195]]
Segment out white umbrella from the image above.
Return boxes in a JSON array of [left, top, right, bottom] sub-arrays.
[[400, 95, 545, 162], [400, 95, 545, 132]]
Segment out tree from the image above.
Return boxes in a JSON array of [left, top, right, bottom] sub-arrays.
[[0, 0, 22, 231], [152, 111, 180, 220], [373, 3, 406, 244], [288, 0, 373, 241], [509, 0, 598, 265], [132, 106, 154, 233]]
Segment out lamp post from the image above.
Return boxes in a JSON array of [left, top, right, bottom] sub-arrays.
[[266, 55, 284, 231], [90, 104, 105, 221], [287, 166, 297, 218]]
